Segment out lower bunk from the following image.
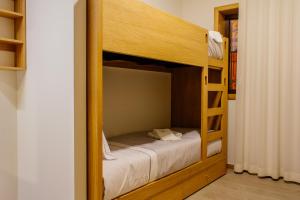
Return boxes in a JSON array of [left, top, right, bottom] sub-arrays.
[[103, 129, 224, 200]]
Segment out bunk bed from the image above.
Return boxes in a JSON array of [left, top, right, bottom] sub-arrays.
[[87, 0, 229, 199]]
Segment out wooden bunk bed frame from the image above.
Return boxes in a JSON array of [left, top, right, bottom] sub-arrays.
[[87, 0, 229, 199]]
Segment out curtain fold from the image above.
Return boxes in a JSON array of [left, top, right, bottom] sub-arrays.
[[235, 0, 300, 183]]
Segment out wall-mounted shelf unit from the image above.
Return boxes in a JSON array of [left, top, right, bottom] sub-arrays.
[[0, 0, 26, 71], [0, 8, 23, 18]]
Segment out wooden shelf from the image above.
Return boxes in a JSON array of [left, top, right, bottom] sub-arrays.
[[0, 38, 23, 45], [0, 0, 26, 71], [0, 66, 25, 71], [0, 9, 23, 18]]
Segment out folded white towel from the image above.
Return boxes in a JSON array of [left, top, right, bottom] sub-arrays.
[[148, 129, 182, 141], [209, 31, 223, 43], [208, 31, 224, 59]]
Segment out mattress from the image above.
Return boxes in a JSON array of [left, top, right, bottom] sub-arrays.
[[103, 129, 222, 200]]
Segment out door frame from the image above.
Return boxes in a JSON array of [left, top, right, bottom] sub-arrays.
[[214, 3, 239, 100]]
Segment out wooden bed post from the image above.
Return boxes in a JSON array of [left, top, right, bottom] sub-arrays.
[[221, 38, 229, 161], [87, 0, 103, 199], [201, 32, 209, 161]]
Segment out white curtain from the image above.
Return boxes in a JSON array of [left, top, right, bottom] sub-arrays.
[[235, 0, 300, 183]]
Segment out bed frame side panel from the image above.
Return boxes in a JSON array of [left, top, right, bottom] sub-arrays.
[[103, 0, 208, 67], [171, 67, 202, 128], [116, 155, 226, 200]]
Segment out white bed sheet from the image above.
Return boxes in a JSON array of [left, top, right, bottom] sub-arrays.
[[103, 129, 222, 200], [103, 145, 151, 200]]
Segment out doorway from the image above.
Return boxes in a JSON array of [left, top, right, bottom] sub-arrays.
[[214, 4, 239, 100]]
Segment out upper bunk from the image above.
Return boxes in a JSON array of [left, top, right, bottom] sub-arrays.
[[103, 0, 209, 67]]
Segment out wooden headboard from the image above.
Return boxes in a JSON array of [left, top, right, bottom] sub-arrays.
[[103, 0, 208, 67]]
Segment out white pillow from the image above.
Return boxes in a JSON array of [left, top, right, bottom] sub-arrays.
[[102, 131, 116, 160]]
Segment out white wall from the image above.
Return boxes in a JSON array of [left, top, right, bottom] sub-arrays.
[[0, 1, 85, 199], [0, 1, 18, 199], [143, 0, 182, 16], [0, 72, 17, 200], [181, 0, 238, 165], [16, 1, 76, 200], [181, 0, 238, 30]]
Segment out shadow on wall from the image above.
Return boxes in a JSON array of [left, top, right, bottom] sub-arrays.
[[0, 71, 18, 200], [0, 72, 17, 105], [0, 170, 17, 200]]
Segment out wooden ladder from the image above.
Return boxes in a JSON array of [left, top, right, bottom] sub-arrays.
[[202, 38, 229, 160]]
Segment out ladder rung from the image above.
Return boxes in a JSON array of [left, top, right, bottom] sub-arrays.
[[0, 38, 23, 45], [208, 108, 224, 117], [0, 9, 23, 19], [208, 84, 226, 91], [208, 57, 224, 68], [208, 130, 223, 142], [208, 65, 222, 70]]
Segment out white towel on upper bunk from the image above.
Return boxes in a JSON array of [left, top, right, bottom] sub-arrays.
[[209, 31, 223, 43], [148, 129, 182, 141], [208, 31, 224, 59]]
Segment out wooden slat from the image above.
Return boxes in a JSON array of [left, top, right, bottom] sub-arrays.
[[208, 108, 224, 117], [0, 66, 24, 71], [213, 114, 223, 131], [208, 57, 223, 68], [103, 0, 208, 67], [103, 60, 171, 73], [221, 38, 229, 159], [0, 9, 23, 18], [208, 65, 222, 71], [228, 93, 236, 100], [208, 84, 226, 91], [0, 43, 16, 51], [208, 130, 223, 142], [208, 91, 222, 129], [0, 38, 23, 45], [201, 65, 209, 160]]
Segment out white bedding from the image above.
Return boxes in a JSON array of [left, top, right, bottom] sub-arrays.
[[103, 145, 151, 200], [208, 31, 224, 59], [103, 129, 222, 200]]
